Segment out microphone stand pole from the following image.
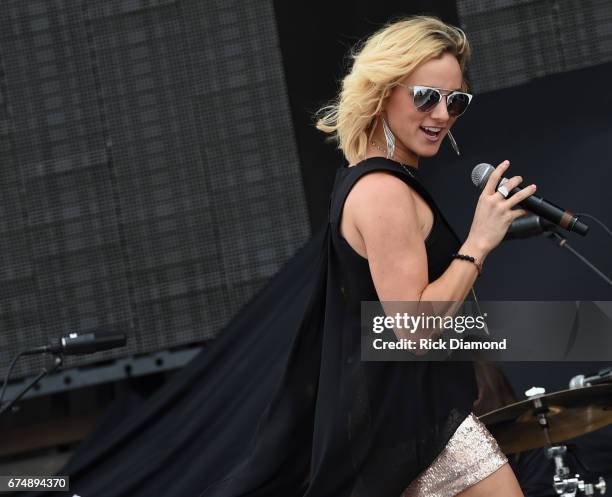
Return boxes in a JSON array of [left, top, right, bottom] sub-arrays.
[[545, 231, 612, 288], [0, 354, 63, 416]]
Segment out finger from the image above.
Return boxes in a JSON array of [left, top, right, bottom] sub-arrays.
[[509, 208, 530, 221], [495, 175, 524, 198], [483, 160, 510, 195], [505, 184, 537, 208]]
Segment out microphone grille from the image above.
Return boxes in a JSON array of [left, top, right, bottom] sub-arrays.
[[471, 163, 494, 189]]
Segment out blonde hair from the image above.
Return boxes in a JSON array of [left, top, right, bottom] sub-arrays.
[[315, 16, 471, 164]]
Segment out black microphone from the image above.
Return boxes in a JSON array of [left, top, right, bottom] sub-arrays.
[[471, 163, 589, 236], [27, 329, 127, 355], [504, 214, 558, 240]]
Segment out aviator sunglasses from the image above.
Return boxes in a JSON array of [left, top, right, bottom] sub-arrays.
[[397, 84, 473, 117]]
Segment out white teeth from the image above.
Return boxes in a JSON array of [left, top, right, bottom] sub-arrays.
[[423, 126, 442, 132]]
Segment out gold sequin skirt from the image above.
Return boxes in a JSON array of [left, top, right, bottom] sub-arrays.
[[400, 413, 508, 497]]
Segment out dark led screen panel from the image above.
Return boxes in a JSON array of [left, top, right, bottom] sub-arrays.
[[458, 0, 612, 92], [0, 0, 309, 380]]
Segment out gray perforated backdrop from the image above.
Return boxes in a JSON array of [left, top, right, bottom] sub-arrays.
[[0, 0, 309, 380], [457, 0, 612, 92]]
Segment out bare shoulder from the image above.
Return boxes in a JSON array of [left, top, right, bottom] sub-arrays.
[[344, 171, 419, 227]]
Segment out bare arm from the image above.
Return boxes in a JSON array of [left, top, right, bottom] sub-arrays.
[[350, 162, 536, 311]]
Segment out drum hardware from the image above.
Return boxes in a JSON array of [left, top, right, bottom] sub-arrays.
[[523, 387, 607, 497], [480, 384, 612, 454], [481, 385, 611, 496], [544, 437, 606, 496]]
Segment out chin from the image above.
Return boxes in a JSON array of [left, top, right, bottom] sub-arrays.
[[417, 145, 442, 157]]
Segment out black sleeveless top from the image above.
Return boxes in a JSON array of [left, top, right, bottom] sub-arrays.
[[307, 156, 479, 495], [329, 157, 467, 309]]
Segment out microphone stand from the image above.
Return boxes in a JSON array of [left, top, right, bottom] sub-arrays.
[[1, 330, 126, 417], [545, 231, 612, 288], [0, 354, 63, 416]]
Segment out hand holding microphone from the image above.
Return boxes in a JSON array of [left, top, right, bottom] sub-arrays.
[[463, 160, 536, 258], [472, 162, 589, 237]]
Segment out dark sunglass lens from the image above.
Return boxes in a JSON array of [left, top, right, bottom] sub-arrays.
[[447, 93, 470, 116], [412, 87, 440, 112]]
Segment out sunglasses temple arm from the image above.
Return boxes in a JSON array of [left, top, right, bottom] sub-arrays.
[[447, 129, 461, 156]]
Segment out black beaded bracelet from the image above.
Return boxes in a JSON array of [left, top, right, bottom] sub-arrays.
[[451, 253, 483, 275]]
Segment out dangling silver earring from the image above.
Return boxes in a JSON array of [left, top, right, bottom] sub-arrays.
[[447, 129, 461, 156], [381, 116, 395, 159]]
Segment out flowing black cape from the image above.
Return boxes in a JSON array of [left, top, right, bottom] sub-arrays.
[[21, 220, 331, 497]]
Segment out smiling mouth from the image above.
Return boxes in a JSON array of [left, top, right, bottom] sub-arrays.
[[420, 126, 444, 140], [420, 126, 442, 136]]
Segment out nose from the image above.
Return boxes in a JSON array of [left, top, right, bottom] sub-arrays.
[[430, 95, 450, 121]]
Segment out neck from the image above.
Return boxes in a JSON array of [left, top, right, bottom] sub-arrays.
[[367, 118, 419, 168]]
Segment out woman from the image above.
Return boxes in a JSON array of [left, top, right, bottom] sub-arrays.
[[316, 16, 536, 496]]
